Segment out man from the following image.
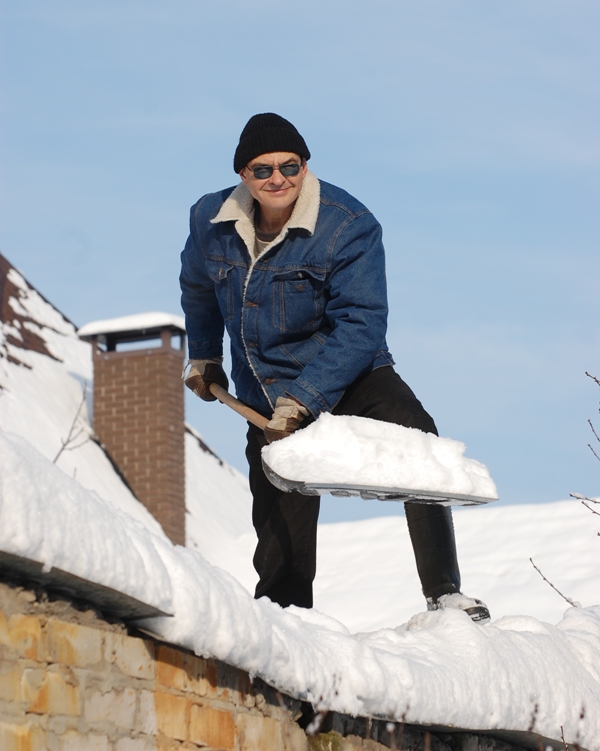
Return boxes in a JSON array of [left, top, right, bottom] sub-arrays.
[[180, 113, 490, 623]]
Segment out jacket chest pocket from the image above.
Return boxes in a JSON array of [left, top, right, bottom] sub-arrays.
[[205, 259, 236, 322], [271, 268, 327, 333]]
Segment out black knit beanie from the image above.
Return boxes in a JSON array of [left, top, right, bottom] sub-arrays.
[[233, 113, 311, 173]]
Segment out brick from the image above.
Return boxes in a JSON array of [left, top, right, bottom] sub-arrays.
[[203, 659, 220, 698], [22, 666, 80, 716], [46, 620, 102, 668], [182, 654, 209, 696], [47, 716, 79, 736], [115, 738, 157, 751], [282, 722, 309, 751], [84, 686, 136, 729], [137, 690, 157, 735], [154, 691, 188, 741], [237, 713, 285, 751], [0, 609, 9, 644], [156, 645, 186, 690], [238, 673, 255, 708], [0, 661, 22, 701], [189, 704, 235, 750], [7, 614, 44, 660], [219, 665, 251, 707], [104, 632, 155, 680], [0, 720, 46, 751], [59, 731, 110, 751]]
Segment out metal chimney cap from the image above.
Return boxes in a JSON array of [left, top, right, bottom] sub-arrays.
[[78, 312, 186, 343]]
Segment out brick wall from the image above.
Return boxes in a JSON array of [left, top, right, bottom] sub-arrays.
[[92, 337, 185, 546], [0, 605, 306, 750], [0, 583, 530, 751]]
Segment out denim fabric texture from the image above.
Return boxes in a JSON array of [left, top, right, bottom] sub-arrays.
[[180, 177, 394, 418]]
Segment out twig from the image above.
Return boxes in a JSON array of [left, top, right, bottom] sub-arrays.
[[527, 701, 539, 733], [584, 372, 600, 462], [570, 492, 600, 504], [530, 558, 581, 608], [588, 442, 600, 463], [585, 371, 600, 388], [53, 385, 90, 464], [582, 501, 600, 518]]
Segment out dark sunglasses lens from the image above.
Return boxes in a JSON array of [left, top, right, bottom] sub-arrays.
[[252, 166, 274, 179], [279, 163, 301, 177]]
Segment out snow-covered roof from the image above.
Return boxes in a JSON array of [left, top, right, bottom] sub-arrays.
[[2, 429, 599, 748], [3, 256, 600, 748], [78, 311, 186, 338]]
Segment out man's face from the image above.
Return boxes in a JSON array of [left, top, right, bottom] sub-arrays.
[[240, 152, 307, 214]]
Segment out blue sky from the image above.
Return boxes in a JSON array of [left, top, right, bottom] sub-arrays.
[[1, 1, 598, 522]]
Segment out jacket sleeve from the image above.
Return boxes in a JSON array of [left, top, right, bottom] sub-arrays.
[[179, 202, 225, 360], [285, 210, 391, 416]]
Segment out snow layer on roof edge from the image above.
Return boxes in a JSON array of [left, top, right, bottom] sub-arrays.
[[1, 430, 599, 748]]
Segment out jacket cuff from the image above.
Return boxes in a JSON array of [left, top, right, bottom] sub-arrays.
[[188, 337, 224, 360], [286, 378, 332, 419]]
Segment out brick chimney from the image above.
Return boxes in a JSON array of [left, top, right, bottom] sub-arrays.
[[79, 313, 186, 546]]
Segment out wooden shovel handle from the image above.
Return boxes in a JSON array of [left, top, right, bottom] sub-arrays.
[[209, 383, 269, 430]]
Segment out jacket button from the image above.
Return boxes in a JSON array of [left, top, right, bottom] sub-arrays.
[[264, 378, 276, 385], [245, 301, 257, 307], [248, 342, 257, 348]]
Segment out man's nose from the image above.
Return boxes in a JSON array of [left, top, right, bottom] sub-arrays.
[[268, 168, 286, 185]]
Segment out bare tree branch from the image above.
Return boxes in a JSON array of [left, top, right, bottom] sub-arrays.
[[530, 558, 581, 608], [584, 372, 600, 462], [588, 442, 600, 463], [582, 501, 600, 518], [570, 492, 600, 504], [585, 371, 600, 388], [53, 385, 91, 464]]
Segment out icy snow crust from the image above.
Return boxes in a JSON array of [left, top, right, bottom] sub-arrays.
[[0, 431, 598, 748], [263, 413, 498, 500]]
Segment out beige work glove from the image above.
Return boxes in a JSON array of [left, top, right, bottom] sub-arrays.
[[264, 397, 310, 444], [184, 358, 229, 402]]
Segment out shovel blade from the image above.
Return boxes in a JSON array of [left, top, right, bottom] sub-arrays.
[[261, 458, 496, 507]]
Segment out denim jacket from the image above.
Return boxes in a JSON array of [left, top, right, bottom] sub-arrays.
[[180, 171, 394, 418]]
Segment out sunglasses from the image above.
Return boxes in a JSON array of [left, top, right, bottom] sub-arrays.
[[246, 162, 302, 180]]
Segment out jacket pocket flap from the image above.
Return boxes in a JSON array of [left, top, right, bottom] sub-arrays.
[[205, 259, 234, 282], [272, 268, 327, 282]]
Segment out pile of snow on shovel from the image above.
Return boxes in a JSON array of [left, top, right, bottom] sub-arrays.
[[263, 414, 498, 500]]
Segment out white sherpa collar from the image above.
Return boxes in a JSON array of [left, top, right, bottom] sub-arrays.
[[210, 170, 320, 259]]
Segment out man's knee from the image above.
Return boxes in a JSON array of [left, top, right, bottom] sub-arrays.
[[335, 366, 438, 435]]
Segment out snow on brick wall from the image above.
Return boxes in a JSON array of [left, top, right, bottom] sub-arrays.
[[0, 581, 530, 751]]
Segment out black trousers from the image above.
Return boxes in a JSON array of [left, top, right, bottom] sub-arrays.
[[246, 366, 461, 608]]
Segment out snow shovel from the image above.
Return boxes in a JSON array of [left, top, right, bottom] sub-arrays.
[[208, 383, 497, 507]]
